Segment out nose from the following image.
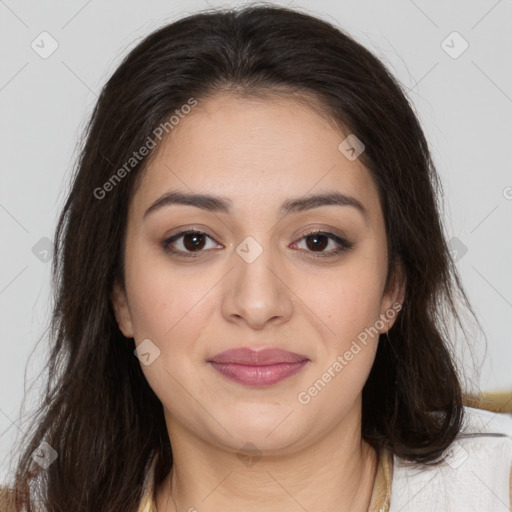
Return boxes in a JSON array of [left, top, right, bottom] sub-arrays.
[[221, 239, 293, 330]]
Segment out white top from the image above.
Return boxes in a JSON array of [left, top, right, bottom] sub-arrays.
[[389, 406, 512, 511]]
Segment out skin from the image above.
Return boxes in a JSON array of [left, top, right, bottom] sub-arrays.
[[112, 91, 406, 512]]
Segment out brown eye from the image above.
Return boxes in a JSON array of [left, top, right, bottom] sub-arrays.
[[182, 232, 207, 251], [305, 233, 329, 251], [163, 230, 221, 257], [292, 231, 353, 257]]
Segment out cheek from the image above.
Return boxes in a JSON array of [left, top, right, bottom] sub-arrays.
[[295, 271, 382, 413], [128, 285, 211, 357], [124, 244, 207, 340], [126, 264, 212, 412], [296, 262, 385, 343], [124, 257, 219, 404]]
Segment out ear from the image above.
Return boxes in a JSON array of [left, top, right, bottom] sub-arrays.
[[111, 280, 134, 338], [378, 261, 406, 334]]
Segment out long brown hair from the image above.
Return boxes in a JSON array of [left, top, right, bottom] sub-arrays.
[[3, 4, 483, 510]]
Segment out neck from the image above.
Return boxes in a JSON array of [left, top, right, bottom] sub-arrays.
[[155, 404, 378, 512]]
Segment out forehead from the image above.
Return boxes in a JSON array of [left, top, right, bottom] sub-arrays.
[[132, 93, 382, 223]]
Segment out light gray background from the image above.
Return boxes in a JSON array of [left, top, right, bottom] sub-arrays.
[[1, 0, 511, 482]]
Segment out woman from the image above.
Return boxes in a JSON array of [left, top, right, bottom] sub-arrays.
[[2, 4, 511, 511]]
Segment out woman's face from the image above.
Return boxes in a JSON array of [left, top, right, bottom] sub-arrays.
[[113, 92, 404, 454]]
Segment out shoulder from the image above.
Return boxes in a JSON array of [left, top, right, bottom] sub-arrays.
[[389, 405, 512, 512]]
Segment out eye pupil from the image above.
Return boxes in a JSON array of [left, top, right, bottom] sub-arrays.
[[184, 233, 206, 251], [306, 234, 328, 251]]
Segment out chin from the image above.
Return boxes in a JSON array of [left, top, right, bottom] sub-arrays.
[[210, 409, 309, 452]]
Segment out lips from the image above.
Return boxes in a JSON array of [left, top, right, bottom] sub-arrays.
[[208, 347, 308, 365], [207, 347, 310, 387]]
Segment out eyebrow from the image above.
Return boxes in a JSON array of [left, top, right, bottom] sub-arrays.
[[143, 190, 367, 220]]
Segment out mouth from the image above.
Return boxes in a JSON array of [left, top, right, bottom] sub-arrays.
[[207, 347, 310, 387]]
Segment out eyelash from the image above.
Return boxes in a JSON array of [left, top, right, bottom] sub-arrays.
[[162, 229, 354, 259]]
